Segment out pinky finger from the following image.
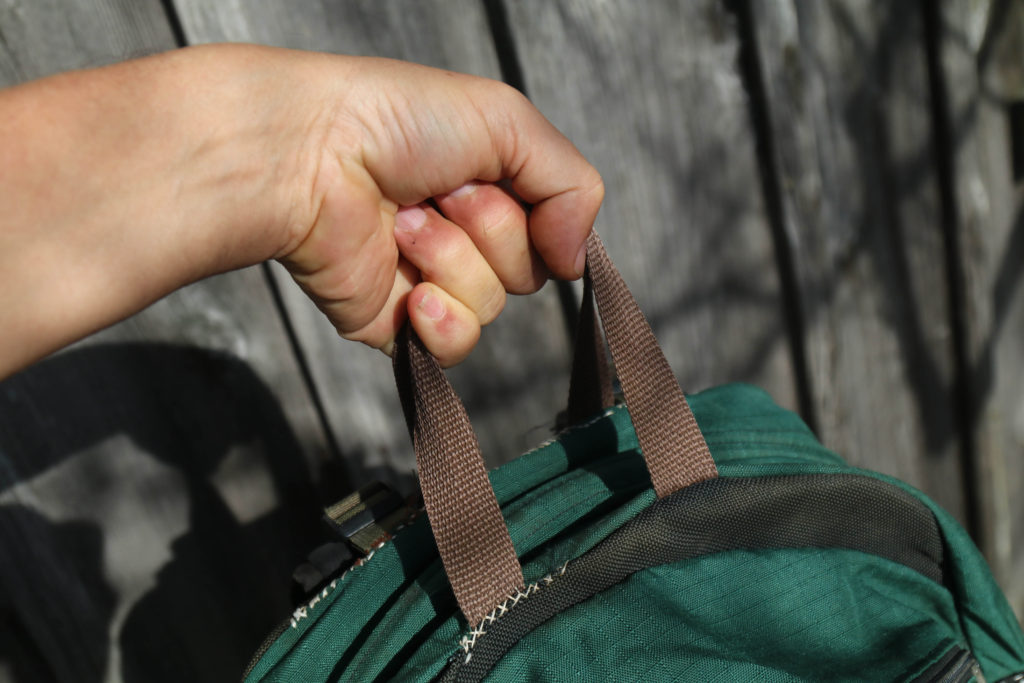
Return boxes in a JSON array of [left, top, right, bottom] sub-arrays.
[[407, 282, 481, 368]]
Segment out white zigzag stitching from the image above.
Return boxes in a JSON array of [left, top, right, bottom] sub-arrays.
[[288, 510, 421, 629], [289, 546, 378, 628], [457, 561, 569, 661]]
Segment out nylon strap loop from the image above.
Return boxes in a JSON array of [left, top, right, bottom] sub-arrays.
[[583, 231, 717, 497], [393, 229, 716, 627], [566, 262, 615, 425], [394, 329, 524, 626]]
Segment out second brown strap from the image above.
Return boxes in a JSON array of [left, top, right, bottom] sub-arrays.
[[584, 231, 717, 497], [566, 265, 616, 425]]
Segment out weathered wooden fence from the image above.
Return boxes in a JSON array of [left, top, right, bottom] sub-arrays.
[[1, 0, 1021, 680]]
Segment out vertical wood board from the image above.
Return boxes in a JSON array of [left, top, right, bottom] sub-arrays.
[[502, 0, 798, 410], [750, 0, 965, 521], [940, 0, 1024, 621], [0, 0, 176, 80]]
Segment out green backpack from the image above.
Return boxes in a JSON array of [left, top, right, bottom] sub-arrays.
[[244, 234, 1024, 682]]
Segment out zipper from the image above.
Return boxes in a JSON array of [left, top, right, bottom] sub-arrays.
[[916, 647, 978, 683]]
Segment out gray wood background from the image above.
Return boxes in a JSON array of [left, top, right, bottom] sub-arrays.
[[0, 0, 1021, 680]]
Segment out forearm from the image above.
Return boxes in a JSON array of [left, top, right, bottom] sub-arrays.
[[0, 45, 316, 377], [0, 45, 602, 376]]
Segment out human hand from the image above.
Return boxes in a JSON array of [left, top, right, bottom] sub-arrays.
[[0, 45, 602, 377], [271, 50, 604, 366]]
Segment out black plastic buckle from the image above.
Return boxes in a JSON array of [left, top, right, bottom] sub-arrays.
[[291, 481, 422, 600]]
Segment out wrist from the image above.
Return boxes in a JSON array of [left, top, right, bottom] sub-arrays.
[[0, 45, 327, 375], [148, 44, 325, 275]]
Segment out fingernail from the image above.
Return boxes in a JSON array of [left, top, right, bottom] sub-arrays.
[[395, 206, 427, 232], [574, 243, 587, 277], [418, 291, 445, 321], [449, 182, 478, 198]]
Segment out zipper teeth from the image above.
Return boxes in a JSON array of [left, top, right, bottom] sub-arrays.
[[932, 650, 974, 683], [944, 654, 972, 683]]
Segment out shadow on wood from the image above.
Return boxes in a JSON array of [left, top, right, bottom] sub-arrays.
[[0, 343, 331, 682], [0, 507, 112, 682], [971, 205, 1024, 426]]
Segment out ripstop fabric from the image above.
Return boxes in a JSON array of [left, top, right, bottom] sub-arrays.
[[244, 383, 1024, 682]]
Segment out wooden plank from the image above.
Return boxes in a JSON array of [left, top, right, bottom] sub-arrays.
[[749, 0, 967, 522], [0, 3, 336, 680], [172, 0, 576, 482], [501, 1, 798, 406], [0, 0, 176, 78], [939, 0, 1024, 621]]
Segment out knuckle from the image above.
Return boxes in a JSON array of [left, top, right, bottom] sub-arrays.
[[483, 202, 522, 239], [314, 266, 392, 333], [416, 236, 463, 281], [317, 268, 371, 309], [486, 79, 529, 108], [501, 263, 542, 296], [397, 217, 459, 270], [477, 285, 506, 326], [582, 167, 605, 206], [506, 267, 546, 296]]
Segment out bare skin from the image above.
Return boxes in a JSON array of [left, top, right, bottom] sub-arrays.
[[0, 44, 603, 378]]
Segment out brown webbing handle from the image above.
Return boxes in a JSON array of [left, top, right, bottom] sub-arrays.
[[394, 328, 524, 626], [581, 231, 717, 497], [565, 267, 615, 424], [393, 229, 716, 626]]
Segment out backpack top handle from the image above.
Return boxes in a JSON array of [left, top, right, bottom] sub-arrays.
[[393, 230, 717, 627]]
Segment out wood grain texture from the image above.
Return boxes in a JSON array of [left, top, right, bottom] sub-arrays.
[[939, 0, 1024, 621], [0, 0, 176, 79], [501, 0, 798, 410], [750, 0, 966, 521], [0, 3, 336, 679], [173, 0, 576, 484]]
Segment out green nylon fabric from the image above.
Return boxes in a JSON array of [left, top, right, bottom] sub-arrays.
[[245, 383, 1024, 682], [487, 550, 964, 682]]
